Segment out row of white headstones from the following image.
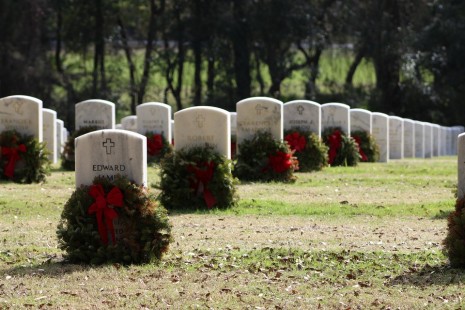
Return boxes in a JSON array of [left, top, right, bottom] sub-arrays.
[[1, 95, 464, 191]]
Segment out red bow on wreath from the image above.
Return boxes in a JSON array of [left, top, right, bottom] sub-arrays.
[[2, 143, 27, 178], [187, 161, 217, 209], [88, 184, 124, 245], [147, 134, 163, 156], [285, 132, 307, 152], [268, 151, 292, 173], [352, 135, 368, 162], [328, 130, 342, 165]]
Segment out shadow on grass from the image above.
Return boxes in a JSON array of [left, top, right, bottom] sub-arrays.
[[388, 263, 465, 287], [432, 209, 452, 220], [0, 257, 108, 278]]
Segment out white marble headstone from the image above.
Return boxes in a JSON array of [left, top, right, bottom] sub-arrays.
[[403, 119, 415, 158], [372, 112, 389, 162], [56, 119, 65, 156], [350, 108, 372, 134], [446, 127, 454, 156], [75, 99, 115, 130], [321, 103, 350, 134], [42, 108, 57, 164], [432, 124, 440, 157], [121, 115, 137, 132], [174, 106, 231, 158], [414, 121, 425, 158], [230, 112, 237, 138], [457, 133, 465, 199], [389, 116, 403, 160], [283, 100, 321, 137], [423, 123, 433, 158], [75, 130, 147, 187], [440, 126, 448, 156], [0, 95, 43, 142], [136, 102, 172, 143], [236, 97, 283, 146], [452, 126, 465, 155]]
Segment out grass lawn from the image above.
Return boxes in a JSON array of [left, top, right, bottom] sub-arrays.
[[1, 157, 464, 309]]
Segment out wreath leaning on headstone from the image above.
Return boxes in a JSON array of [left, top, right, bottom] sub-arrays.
[[322, 127, 360, 167], [284, 129, 328, 172], [0, 130, 50, 183], [157, 144, 239, 211], [57, 174, 173, 265], [350, 130, 380, 162], [443, 198, 465, 268], [61, 126, 100, 171], [234, 131, 297, 182], [145, 131, 173, 164]]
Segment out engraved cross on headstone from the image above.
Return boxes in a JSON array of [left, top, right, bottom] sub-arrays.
[[195, 113, 205, 128], [102, 138, 115, 155], [297, 105, 304, 115], [255, 104, 267, 115]]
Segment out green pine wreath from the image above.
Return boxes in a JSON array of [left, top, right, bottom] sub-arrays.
[[57, 175, 173, 265], [234, 131, 297, 182], [284, 129, 328, 172], [443, 198, 465, 268], [145, 131, 173, 164], [351, 130, 380, 162], [157, 144, 239, 211], [0, 130, 50, 183], [61, 126, 100, 171], [322, 127, 359, 167]]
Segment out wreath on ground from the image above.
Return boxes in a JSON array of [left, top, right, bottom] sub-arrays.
[[234, 131, 297, 182], [145, 132, 173, 164], [351, 130, 379, 162], [0, 130, 50, 183], [443, 198, 465, 268], [61, 126, 100, 171], [57, 175, 173, 265], [284, 129, 328, 172], [322, 127, 359, 167], [157, 144, 239, 211]]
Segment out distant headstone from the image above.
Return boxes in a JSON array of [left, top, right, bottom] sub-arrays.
[[174, 106, 230, 158], [75, 99, 115, 130], [236, 97, 283, 147], [389, 116, 403, 159], [440, 126, 448, 156], [230, 112, 237, 136], [121, 115, 137, 132], [452, 126, 465, 155], [372, 112, 389, 162], [321, 103, 350, 134], [423, 123, 433, 158], [457, 133, 465, 199], [136, 102, 172, 143], [0, 95, 43, 141], [414, 121, 425, 158], [283, 100, 321, 137], [42, 108, 57, 163], [403, 119, 415, 158], [432, 124, 440, 157], [75, 129, 147, 187], [350, 108, 372, 133], [56, 119, 65, 156], [446, 127, 454, 156]]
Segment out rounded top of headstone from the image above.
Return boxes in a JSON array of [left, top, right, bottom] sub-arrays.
[[321, 102, 350, 109], [285, 100, 320, 106], [0, 95, 42, 104], [237, 97, 283, 106], [350, 108, 371, 114], [175, 106, 230, 117], [76, 99, 115, 107], [43, 108, 57, 116], [389, 116, 403, 121], [372, 112, 389, 117], [403, 118, 415, 123]]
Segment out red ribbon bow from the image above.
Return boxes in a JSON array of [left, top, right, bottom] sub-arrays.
[[147, 134, 163, 156], [328, 130, 342, 165], [352, 135, 368, 162], [2, 144, 27, 178], [187, 161, 217, 209], [285, 132, 307, 152], [268, 151, 292, 173], [88, 184, 124, 245]]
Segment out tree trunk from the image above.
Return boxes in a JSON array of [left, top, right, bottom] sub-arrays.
[[232, 0, 251, 101], [117, 15, 137, 114], [345, 47, 365, 87], [92, 0, 105, 97], [193, 39, 202, 106]]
